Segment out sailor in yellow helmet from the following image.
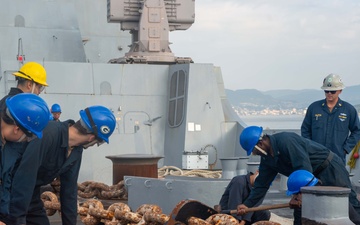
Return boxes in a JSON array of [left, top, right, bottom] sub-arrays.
[[12, 62, 48, 94], [0, 62, 48, 114]]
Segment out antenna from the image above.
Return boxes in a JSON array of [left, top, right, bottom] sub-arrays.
[[107, 0, 194, 64]]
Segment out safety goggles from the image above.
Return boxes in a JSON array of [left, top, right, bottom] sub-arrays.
[[80, 108, 105, 147], [82, 138, 105, 149], [37, 84, 45, 92], [324, 90, 337, 94]]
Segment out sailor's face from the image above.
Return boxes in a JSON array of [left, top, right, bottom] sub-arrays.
[[1, 123, 26, 142], [82, 139, 98, 149], [252, 146, 262, 156], [52, 112, 61, 120], [252, 147, 266, 156], [324, 90, 341, 102], [252, 140, 268, 156], [82, 138, 105, 149]]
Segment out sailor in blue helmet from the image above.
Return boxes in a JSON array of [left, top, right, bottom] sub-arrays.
[[236, 126, 360, 225], [0, 93, 50, 224], [286, 170, 319, 225], [5, 105, 116, 225], [217, 170, 270, 225], [50, 103, 62, 122]]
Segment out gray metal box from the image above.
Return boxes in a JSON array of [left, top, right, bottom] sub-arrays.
[[182, 154, 209, 169]]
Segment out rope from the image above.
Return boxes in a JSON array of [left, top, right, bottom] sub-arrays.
[[157, 166, 184, 177], [158, 166, 222, 178]]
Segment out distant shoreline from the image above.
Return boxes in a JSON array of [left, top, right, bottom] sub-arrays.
[[240, 114, 304, 129]]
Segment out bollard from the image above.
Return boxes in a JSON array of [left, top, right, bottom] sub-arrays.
[[301, 186, 354, 225], [246, 162, 260, 174], [219, 157, 239, 179], [236, 156, 249, 175]]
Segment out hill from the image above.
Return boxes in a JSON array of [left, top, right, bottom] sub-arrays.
[[226, 85, 360, 114]]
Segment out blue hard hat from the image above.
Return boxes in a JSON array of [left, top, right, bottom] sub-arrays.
[[79, 105, 116, 143], [51, 103, 61, 113], [287, 170, 319, 196], [239, 126, 263, 156], [6, 93, 50, 138]]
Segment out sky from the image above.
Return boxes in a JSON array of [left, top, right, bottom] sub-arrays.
[[169, 0, 360, 91]]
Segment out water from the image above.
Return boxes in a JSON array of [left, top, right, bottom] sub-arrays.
[[239, 114, 304, 130]]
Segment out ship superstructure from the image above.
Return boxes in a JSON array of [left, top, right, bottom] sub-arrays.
[[0, 0, 248, 186]]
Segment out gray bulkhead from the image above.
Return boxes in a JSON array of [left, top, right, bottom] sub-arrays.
[[0, 0, 248, 185]]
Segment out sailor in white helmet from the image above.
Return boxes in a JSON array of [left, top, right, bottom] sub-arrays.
[[301, 73, 360, 163]]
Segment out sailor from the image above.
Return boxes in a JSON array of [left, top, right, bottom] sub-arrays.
[[0, 93, 50, 224], [50, 103, 62, 122], [301, 73, 360, 163], [287, 169, 360, 225], [217, 170, 270, 225], [236, 126, 360, 225], [0, 62, 48, 114], [286, 170, 319, 225], [7, 105, 116, 225]]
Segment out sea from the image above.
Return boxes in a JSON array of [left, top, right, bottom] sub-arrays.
[[239, 114, 304, 130]]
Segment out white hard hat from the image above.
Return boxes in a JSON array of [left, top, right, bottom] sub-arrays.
[[321, 74, 345, 91]]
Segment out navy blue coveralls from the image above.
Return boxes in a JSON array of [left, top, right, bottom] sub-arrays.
[[0, 96, 28, 224], [0, 88, 23, 113], [242, 132, 360, 225], [219, 173, 270, 224], [301, 98, 360, 162], [0, 119, 28, 223], [0, 142, 27, 219], [8, 120, 83, 225]]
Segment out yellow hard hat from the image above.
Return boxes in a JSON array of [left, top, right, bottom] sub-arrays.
[[12, 62, 48, 86]]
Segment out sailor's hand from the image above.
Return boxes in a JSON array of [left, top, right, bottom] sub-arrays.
[[237, 204, 248, 215], [289, 193, 302, 209], [239, 220, 246, 225], [214, 204, 221, 213]]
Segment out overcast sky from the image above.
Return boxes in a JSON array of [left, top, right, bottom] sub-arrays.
[[169, 0, 360, 91]]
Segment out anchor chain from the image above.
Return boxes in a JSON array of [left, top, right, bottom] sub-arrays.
[[42, 192, 280, 225], [188, 214, 238, 225], [41, 192, 170, 225], [41, 192, 244, 225], [77, 180, 127, 200], [42, 169, 288, 225], [49, 179, 128, 200]]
